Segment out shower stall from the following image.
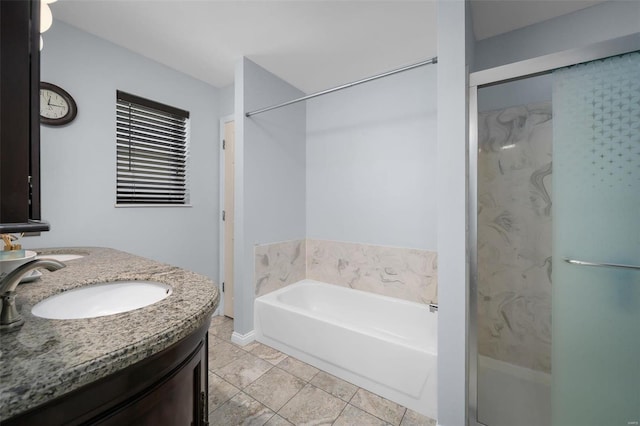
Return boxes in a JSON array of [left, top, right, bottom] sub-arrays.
[[469, 37, 640, 426]]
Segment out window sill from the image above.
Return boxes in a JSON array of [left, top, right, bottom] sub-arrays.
[[114, 204, 193, 208]]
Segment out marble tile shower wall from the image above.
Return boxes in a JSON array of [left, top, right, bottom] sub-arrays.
[[254, 239, 438, 305], [306, 239, 438, 305], [255, 240, 306, 297], [477, 102, 552, 374]]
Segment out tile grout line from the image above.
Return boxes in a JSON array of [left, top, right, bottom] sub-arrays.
[[206, 372, 242, 417], [398, 407, 408, 426], [270, 365, 320, 421], [207, 344, 258, 375], [208, 322, 281, 423], [347, 388, 357, 404], [233, 354, 314, 419], [349, 388, 407, 426], [242, 358, 275, 390], [272, 383, 306, 424], [263, 412, 277, 426], [206, 329, 246, 416], [395, 407, 408, 426], [240, 390, 276, 423], [216, 351, 276, 393], [331, 404, 349, 425]]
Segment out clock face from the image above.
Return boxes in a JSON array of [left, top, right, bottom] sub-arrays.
[[39, 82, 77, 126], [40, 89, 70, 119]]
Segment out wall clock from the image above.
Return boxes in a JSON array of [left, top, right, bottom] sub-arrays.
[[40, 82, 77, 126]]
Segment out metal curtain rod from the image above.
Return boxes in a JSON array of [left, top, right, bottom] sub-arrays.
[[245, 56, 438, 117]]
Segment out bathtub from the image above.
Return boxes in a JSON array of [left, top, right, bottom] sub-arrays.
[[254, 279, 438, 419]]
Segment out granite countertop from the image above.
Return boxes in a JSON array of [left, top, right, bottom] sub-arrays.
[[0, 247, 219, 421]]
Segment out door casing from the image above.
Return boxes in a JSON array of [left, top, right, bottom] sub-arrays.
[[219, 116, 235, 318]]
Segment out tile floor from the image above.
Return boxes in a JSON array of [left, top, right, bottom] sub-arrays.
[[207, 316, 437, 426]]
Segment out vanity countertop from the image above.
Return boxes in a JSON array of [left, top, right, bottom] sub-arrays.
[[0, 247, 219, 421]]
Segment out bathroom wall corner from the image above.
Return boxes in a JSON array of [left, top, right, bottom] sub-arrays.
[[235, 57, 306, 335], [436, 0, 473, 424]]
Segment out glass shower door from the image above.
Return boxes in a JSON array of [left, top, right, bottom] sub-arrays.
[[476, 76, 554, 426], [552, 52, 640, 426]]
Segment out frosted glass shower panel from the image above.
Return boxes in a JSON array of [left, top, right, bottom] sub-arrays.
[[476, 90, 553, 426], [552, 52, 640, 426]]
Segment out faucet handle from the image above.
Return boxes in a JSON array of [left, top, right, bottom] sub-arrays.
[[0, 259, 66, 332], [0, 292, 24, 331]]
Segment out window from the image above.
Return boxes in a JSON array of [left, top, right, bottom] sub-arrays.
[[116, 91, 190, 205]]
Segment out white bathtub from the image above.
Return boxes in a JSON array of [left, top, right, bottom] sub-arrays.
[[254, 279, 438, 419]]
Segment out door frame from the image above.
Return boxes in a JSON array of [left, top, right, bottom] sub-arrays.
[[467, 33, 640, 426], [218, 114, 234, 317]]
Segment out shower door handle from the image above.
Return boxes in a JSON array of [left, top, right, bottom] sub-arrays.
[[563, 258, 640, 271]]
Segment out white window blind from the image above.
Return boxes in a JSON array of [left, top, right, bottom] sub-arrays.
[[116, 91, 190, 205]]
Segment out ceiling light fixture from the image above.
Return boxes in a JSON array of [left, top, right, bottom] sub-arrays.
[[40, 3, 52, 33], [39, 0, 56, 51]]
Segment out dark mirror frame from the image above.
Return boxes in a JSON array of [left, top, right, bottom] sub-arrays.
[[0, 0, 49, 233]]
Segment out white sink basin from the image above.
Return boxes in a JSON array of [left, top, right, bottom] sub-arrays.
[[32, 281, 172, 320], [37, 254, 84, 262]]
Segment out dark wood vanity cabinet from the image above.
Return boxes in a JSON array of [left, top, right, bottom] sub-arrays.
[[4, 322, 210, 426], [0, 0, 46, 232], [95, 337, 208, 426]]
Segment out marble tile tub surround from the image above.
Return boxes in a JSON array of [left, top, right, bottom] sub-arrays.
[[477, 102, 552, 373], [208, 316, 436, 425], [307, 239, 438, 305], [255, 240, 306, 297], [255, 239, 438, 304], [0, 247, 219, 421]]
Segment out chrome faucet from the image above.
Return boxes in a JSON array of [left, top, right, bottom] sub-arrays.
[[0, 259, 65, 331]]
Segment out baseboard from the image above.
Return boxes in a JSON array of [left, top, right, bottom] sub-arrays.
[[231, 330, 255, 346]]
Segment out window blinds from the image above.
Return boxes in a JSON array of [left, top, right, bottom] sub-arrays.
[[116, 91, 190, 205]]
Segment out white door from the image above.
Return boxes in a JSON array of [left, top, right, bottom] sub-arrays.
[[223, 121, 235, 318]]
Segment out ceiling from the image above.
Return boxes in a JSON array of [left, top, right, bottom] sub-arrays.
[[50, 0, 607, 93], [471, 0, 606, 40]]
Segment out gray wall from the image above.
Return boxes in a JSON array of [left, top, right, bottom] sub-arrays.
[[234, 58, 306, 334], [306, 66, 437, 250], [27, 21, 221, 280], [220, 84, 235, 118], [475, 0, 640, 71], [478, 73, 551, 112], [437, 0, 473, 424]]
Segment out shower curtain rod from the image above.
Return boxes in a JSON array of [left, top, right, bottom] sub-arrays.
[[245, 56, 438, 117]]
